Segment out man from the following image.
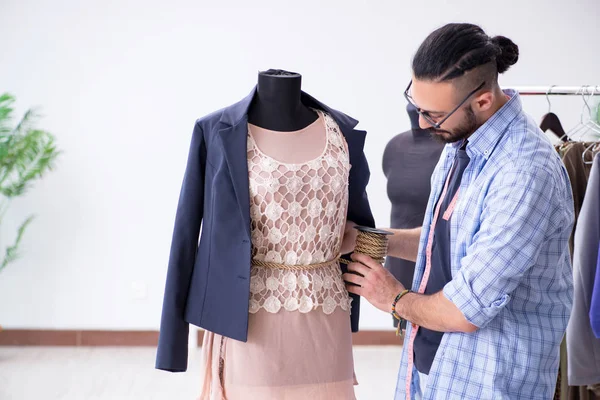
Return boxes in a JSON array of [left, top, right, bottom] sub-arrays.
[[343, 23, 574, 399]]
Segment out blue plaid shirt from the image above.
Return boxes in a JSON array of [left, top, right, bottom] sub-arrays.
[[395, 90, 575, 399]]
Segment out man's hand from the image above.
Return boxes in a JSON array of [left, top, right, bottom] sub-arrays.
[[343, 252, 405, 312], [343, 252, 478, 333]]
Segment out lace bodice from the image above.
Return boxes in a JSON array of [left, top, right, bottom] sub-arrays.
[[247, 110, 352, 314]]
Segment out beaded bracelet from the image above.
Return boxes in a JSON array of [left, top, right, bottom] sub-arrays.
[[391, 289, 411, 336]]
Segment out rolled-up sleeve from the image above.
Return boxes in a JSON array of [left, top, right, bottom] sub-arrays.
[[443, 167, 558, 328]]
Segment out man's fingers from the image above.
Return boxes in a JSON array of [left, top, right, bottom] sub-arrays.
[[346, 261, 371, 276], [351, 252, 382, 269], [342, 272, 364, 286], [345, 280, 364, 296]]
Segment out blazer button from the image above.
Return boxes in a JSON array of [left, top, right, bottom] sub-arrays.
[[242, 239, 249, 244]]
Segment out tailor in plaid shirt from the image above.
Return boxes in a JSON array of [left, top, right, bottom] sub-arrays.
[[395, 89, 574, 399]]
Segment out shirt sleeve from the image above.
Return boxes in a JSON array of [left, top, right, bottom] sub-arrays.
[[443, 166, 559, 328]]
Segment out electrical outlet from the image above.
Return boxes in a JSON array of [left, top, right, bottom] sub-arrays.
[[131, 281, 147, 299]]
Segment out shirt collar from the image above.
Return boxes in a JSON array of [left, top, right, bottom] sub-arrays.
[[453, 89, 522, 159]]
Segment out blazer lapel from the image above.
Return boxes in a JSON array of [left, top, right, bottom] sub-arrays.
[[217, 88, 256, 240], [218, 120, 251, 239]]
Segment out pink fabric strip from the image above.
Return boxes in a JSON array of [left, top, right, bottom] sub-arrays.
[[198, 332, 225, 400], [442, 189, 460, 221], [405, 164, 456, 399]]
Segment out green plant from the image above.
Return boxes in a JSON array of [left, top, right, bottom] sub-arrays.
[[0, 93, 59, 273]]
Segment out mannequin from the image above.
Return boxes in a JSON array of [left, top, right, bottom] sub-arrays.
[[247, 69, 318, 131], [408, 102, 420, 129], [157, 69, 375, 400], [177, 70, 371, 400]]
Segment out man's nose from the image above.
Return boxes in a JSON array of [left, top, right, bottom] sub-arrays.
[[419, 114, 433, 130]]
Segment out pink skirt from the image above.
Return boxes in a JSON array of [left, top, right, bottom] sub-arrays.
[[199, 307, 357, 400]]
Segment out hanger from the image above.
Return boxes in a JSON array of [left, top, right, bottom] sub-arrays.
[[582, 142, 599, 165], [540, 86, 568, 142], [581, 87, 600, 164], [568, 86, 600, 141], [559, 86, 600, 142], [557, 86, 584, 142]]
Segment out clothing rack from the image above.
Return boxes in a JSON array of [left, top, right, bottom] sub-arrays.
[[510, 86, 600, 96]]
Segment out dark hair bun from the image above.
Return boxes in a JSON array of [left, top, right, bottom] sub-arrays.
[[492, 36, 519, 73]]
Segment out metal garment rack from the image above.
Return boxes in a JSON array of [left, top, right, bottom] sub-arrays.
[[509, 86, 600, 96]]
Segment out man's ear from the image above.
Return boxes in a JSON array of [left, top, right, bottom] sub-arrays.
[[473, 90, 494, 113]]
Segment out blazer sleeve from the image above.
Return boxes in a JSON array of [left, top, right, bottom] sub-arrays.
[[343, 132, 375, 332], [347, 137, 375, 229], [156, 121, 206, 372]]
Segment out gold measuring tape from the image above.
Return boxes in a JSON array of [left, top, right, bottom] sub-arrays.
[[339, 226, 393, 265], [340, 226, 404, 336]]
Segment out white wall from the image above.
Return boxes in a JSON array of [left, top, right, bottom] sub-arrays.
[[0, 0, 599, 331]]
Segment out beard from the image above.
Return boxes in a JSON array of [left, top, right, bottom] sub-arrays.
[[429, 106, 480, 144]]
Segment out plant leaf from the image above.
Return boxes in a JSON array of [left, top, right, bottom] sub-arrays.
[[0, 215, 35, 273]]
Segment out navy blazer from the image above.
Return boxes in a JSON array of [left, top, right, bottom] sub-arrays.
[[156, 88, 375, 372]]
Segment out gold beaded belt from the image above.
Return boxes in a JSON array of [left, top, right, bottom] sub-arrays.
[[251, 257, 340, 271], [251, 226, 393, 270]]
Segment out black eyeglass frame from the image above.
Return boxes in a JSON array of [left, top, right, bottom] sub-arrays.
[[404, 80, 486, 129]]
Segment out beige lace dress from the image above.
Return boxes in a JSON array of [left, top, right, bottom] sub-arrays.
[[199, 110, 356, 400]]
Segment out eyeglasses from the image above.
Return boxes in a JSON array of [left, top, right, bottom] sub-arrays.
[[404, 80, 486, 129]]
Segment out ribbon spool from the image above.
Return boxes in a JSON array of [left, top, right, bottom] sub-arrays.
[[340, 225, 393, 264]]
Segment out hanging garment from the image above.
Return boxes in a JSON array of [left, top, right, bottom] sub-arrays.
[[590, 244, 600, 338], [553, 143, 600, 400], [561, 143, 595, 254], [568, 151, 600, 386], [199, 110, 356, 399], [382, 104, 444, 329], [155, 88, 375, 373]]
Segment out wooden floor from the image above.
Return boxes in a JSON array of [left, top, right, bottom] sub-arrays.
[[0, 346, 401, 399]]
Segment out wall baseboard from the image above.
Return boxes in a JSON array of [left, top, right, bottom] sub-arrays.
[[0, 329, 402, 347], [0, 329, 159, 346], [352, 330, 404, 346]]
